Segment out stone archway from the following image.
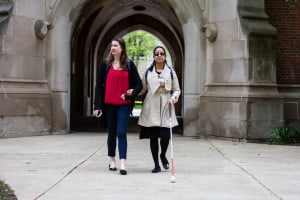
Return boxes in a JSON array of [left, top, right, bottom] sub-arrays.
[[1, 0, 284, 139], [44, 0, 206, 136], [0, 0, 285, 139], [69, 0, 184, 131], [45, 0, 283, 139]]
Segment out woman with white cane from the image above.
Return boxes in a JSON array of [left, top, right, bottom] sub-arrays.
[[138, 46, 181, 174]]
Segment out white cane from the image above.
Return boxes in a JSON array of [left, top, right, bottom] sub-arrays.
[[169, 105, 176, 183]]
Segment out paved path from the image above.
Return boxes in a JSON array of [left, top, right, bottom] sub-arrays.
[[0, 132, 299, 200]]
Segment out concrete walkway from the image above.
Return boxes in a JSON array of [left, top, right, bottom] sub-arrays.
[[0, 132, 299, 200]]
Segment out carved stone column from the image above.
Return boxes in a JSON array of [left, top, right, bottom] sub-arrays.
[[237, 0, 283, 139], [199, 0, 283, 140]]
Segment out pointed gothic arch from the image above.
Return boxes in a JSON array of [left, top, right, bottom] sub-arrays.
[[70, 1, 184, 131]]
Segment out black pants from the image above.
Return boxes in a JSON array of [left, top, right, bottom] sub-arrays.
[[149, 127, 170, 168]]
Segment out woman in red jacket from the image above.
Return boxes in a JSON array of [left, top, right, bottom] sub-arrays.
[[93, 37, 142, 175]]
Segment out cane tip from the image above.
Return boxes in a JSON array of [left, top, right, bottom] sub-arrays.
[[170, 176, 176, 183]]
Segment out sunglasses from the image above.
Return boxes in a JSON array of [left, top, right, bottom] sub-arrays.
[[154, 52, 165, 56]]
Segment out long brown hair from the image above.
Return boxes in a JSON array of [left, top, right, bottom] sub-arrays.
[[107, 37, 128, 68]]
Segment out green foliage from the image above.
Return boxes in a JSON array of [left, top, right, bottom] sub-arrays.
[[0, 179, 17, 200], [0, 180, 8, 200], [134, 100, 142, 109], [124, 30, 158, 66], [269, 126, 300, 144], [0, 180, 5, 189]]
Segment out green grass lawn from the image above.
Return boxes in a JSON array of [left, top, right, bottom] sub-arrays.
[[134, 100, 143, 109]]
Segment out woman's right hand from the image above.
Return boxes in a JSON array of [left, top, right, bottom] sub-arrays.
[[93, 110, 102, 117], [168, 97, 175, 105]]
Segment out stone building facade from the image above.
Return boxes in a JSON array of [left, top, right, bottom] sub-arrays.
[[0, 0, 299, 139]]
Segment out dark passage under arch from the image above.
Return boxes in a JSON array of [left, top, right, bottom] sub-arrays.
[[70, 1, 184, 133]]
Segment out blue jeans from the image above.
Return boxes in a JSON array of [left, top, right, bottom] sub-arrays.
[[105, 104, 131, 159]]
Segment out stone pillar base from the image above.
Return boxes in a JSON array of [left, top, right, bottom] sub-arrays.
[[0, 92, 51, 138], [199, 85, 284, 140]]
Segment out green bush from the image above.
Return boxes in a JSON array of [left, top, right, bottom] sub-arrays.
[[0, 180, 17, 200], [269, 127, 300, 144]]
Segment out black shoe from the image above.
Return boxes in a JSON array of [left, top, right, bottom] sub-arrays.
[[151, 167, 161, 173], [109, 164, 117, 171], [160, 155, 169, 170], [163, 163, 169, 170], [120, 169, 127, 175]]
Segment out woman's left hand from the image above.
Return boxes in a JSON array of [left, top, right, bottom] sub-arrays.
[[121, 89, 133, 100]]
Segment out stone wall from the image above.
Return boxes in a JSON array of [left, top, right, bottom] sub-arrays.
[[1, 0, 295, 139], [199, 0, 284, 139], [0, 0, 51, 138]]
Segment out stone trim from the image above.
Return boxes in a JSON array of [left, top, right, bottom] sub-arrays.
[[0, 0, 13, 34], [238, 0, 276, 36]]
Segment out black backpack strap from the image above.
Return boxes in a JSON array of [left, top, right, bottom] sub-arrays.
[[167, 66, 174, 80], [144, 67, 150, 84], [167, 66, 174, 95], [126, 58, 131, 72]]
